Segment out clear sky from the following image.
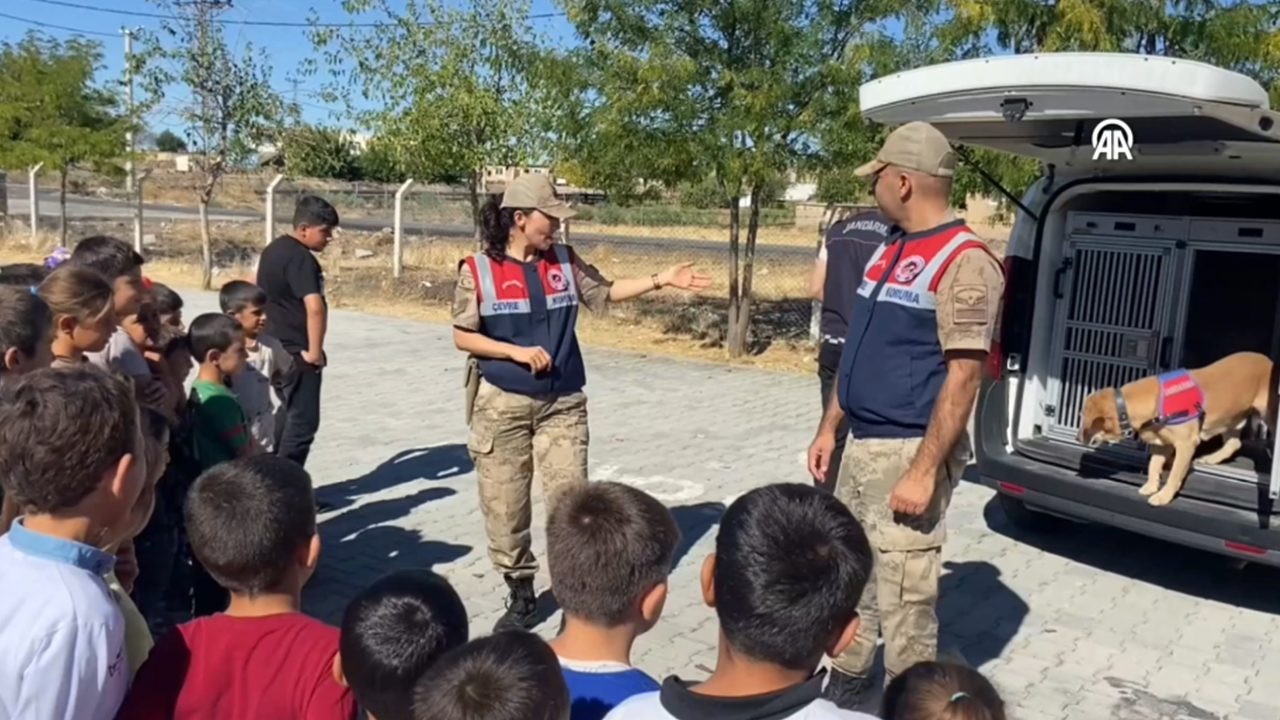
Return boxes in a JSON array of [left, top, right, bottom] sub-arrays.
[[0, 0, 577, 134]]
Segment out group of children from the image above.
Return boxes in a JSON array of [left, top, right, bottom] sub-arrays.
[[0, 234, 1011, 720]]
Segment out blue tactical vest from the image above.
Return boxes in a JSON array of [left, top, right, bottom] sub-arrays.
[[464, 244, 587, 396], [820, 211, 893, 344], [837, 220, 1000, 439]]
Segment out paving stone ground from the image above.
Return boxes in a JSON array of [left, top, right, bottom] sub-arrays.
[[186, 293, 1280, 720]]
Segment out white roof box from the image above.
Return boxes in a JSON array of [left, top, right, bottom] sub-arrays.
[[858, 53, 1280, 163]]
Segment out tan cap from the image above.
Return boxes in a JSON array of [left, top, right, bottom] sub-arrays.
[[500, 173, 576, 220], [855, 121, 956, 178]]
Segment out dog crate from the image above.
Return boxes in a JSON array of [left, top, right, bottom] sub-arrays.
[[1041, 214, 1187, 452], [1042, 212, 1280, 500]]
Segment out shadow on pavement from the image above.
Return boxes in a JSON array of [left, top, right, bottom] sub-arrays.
[[937, 560, 1029, 669], [669, 502, 726, 570], [980, 495, 1280, 614], [318, 444, 473, 513]]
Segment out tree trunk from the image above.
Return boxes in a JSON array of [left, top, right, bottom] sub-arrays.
[[728, 184, 762, 357], [58, 168, 69, 248], [469, 172, 483, 250], [198, 200, 213, 290]]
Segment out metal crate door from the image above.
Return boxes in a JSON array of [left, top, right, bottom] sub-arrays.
[[1044, 241, 1179, 441]]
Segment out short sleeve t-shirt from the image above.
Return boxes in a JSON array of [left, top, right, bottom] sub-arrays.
[[86, 328, 151, 378], [116, 613, 356, 720], [228, 334, 293, 454], [560, 659, 660, 720], [189, 379, 250, 470], [258, 235, 325, 354]]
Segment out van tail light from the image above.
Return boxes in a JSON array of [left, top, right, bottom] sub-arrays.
[[985, 255, 1018, 380]]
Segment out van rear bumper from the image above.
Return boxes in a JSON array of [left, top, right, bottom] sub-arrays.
[[976, 379, 1280, 567]]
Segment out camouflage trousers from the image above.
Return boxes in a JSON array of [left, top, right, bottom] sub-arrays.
[[467, 379, 589, 580], [830, 435, 967, 683]]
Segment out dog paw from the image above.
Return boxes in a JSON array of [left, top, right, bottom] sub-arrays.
[[1148, 492, 1175, 507], [1138, 483, 1160, 497]]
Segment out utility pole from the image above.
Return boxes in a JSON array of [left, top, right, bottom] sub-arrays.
[[122, 27, 139, 194]]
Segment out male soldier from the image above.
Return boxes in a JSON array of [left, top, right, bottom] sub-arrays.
[[806, 122, 1005, 707], [808, 209, 893, 493]]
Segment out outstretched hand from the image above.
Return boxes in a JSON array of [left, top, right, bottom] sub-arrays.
[[659, 262, 713, 292]]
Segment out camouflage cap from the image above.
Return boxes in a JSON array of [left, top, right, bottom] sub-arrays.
[[500, 173, 576, 220], [855, 121, 957, 178]]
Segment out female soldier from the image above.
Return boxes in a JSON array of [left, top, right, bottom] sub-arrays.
[[452, 173, 711, 631]]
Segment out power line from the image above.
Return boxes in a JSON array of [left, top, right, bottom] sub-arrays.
[[17, 0, 566, 27], [0, 10, 120, 37]]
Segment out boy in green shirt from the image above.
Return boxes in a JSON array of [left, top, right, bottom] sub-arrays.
[[188, 313, 257, 470], [186, 313, 257, 617]]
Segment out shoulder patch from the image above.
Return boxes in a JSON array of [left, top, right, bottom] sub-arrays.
[[952, 284, 989, 324]]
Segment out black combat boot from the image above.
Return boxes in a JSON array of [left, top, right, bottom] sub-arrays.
[[822, 669, 870, 711], [494, 576, 537, 632]]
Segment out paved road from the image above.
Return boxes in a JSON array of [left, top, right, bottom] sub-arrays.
[[4, 183, 816, 261], [180, 290, 1279, 720]]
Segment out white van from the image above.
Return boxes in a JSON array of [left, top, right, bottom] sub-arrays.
[[859, 52, 1280, 567]]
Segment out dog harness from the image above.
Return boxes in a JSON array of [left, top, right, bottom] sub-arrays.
[[1113, 369, 1205, 437]]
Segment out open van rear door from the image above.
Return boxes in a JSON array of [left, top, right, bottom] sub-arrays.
[[859, 53, 1280, 164]]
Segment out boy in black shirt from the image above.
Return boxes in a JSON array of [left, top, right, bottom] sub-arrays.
[[256, 195, 338, 472]]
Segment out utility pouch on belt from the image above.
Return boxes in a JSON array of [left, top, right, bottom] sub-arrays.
[[464, 355, 481, 426]]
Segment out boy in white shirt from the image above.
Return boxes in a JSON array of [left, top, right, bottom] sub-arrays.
[[0, 365, 148, 720], [220, 280, 293, 454]]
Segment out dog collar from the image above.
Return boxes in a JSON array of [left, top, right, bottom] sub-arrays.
[[1112, 388, 1135, 438]]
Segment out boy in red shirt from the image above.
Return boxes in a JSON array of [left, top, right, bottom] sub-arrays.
[[116, 456, 356, 720]]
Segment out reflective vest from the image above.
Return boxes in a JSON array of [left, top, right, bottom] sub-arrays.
[[464, 244, 587, 396], [837, 220, 1000, 439]]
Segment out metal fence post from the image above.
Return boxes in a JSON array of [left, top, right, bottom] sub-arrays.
[[132, 172, 146, 254], [27, 163, 43, 245], [393, 179, 415, 278], [264, 173, 285, 245], [809, 204, 836, 345]]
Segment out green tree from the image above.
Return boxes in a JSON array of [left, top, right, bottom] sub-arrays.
[[355, 136, 405, 184], [554, 0, 904, 356], [134, 1, 291, 289], [307, 0, 551, 241], [0, 32, 130, 245], [279, 124, 361, 180], [154, 128, 188, 152]]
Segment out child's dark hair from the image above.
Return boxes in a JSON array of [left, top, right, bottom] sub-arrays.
[[184, 455, 316, 595], [714, 483, 872, 671], [480, 195, 521, 260], [188, 313, 243, 362], [0, 366, 139, 513], [68, 235, 145, 281], [219, 280, 268, 314], [0, 263, 50, 286], [0, 286, 52, 373], [880, 662, 1007, 720], [154, 325, 189, 358], [293, 195, 340, 229], [150, 282, 183, 316], [546, 481, 680, 626], [37, 265, 115, 324], [413, 631, 569, 720], [341, 570, 470, 720]]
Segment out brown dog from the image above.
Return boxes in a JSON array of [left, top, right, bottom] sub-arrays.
[[1079, 351, 1273, 507]]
